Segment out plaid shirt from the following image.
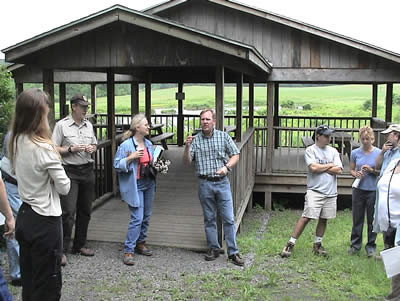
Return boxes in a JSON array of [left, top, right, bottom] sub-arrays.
[[190, 129, 240, 177]]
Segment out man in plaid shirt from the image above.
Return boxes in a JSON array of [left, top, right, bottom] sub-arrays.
[[183, 109, 244, 266]]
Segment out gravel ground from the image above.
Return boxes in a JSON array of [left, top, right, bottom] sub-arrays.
[[6, 210, 270, 301]]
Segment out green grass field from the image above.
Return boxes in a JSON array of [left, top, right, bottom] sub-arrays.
[[89, 84, 400, 121]]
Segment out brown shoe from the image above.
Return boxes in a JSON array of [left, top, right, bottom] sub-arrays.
[[72, 247, 95, 257], [135, 242, 152, 256], [228, 253, 244, 266], [313, 242, 328, 256], [123, 253, 134, 266], [61, 254, 67, 266], [205, 248, 220, 261]]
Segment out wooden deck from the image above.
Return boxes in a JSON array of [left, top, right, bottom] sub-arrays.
[[87, 146, 208, 250]]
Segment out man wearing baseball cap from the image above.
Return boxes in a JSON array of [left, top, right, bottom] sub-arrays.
[[52, 94, 97, 265], [281, 125, 343, 258], [375, 124, 400, 176]]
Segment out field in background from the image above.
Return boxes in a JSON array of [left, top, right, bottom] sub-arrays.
[[90, 84, 400, 122]]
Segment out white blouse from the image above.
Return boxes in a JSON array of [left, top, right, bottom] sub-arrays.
[[14, 135, 70, 216], [377, 171, 400, 231]]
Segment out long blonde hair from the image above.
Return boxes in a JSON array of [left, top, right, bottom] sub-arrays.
[[8, 88, 60, 168], [121, 113, 148, 142]]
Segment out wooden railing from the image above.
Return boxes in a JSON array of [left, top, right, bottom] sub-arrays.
[[92, 133, 123, 204], [254, 126, 386, 174], [229, 127, 255, 230]]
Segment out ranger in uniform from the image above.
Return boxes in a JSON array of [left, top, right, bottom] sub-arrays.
[[52, 94, 97, 265]]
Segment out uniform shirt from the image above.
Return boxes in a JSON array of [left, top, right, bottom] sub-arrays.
[[350, 146, 381, 191], [304, 144, 343, 197], [52, 115, 97, 165], [14, 135, 70, 216], [189, 129, 240, 177]]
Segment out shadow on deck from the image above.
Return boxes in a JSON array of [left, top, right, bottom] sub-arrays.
[[87, 146, 208, 250]]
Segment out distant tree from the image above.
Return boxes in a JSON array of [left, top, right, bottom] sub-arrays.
[[393, 93, 400, 105], [0, 65, 15, 146], [362, 99, 371, 111], [303, 104, 312, 110], [281, 100, 294, 109]]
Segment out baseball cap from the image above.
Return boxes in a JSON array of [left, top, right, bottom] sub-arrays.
[[316, 125, 334, 136], [381, 124, 400, 134], [70, 94, 90, 106]]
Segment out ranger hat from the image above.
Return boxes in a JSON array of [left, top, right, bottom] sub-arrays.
[[70, 94, 90, 106], [316, 124, 334, 136], [381, 124, 400, 134]]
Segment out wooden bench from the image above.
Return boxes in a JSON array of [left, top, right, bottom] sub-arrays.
[[150, 132, 174, 150], [301, 136, 314, 147], [351, 140, 361, 149]]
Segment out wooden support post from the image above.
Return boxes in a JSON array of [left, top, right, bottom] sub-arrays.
[[131, 82, 139, 116], [249, 80, 254, 128], [177, 82, 184, 146], [385, 83, 393, 123], [15, 83, 23, 97], [215, 66, 224, 131], [145, 75, 152, 123], [59, 83, 66, 119], [235, 73, 243, 142], [372, 83, 378, 118], [107, 70, 117, 195], [273, 84, 280, 148], [43, 69, 55, 129], [264, 189, 272, 211], [90, 83, 96, 115], [266, 82, 275, 174]]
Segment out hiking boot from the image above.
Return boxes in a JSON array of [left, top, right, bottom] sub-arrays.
[[313, 242, 328, 256], [280, 241, 295, 258], [366, 248, 376, 258], [72, 246, 95, 257], [123, 253, 134, 266], [204, 248, 220, 261], [135, 242, 153, 256], [228, 253, 244, 266], [347, 246, 360, 255]]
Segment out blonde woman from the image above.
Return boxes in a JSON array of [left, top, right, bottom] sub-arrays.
[[114, 114, 156, 265], [9, 88, 70, 301], [348, 126, 380, 256]]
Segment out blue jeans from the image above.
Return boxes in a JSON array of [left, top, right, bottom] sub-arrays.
[[124, 177, 155, 253], [4, 180, 21, 281], [0, 266, 12, 301], [198, 177, 239, 256]]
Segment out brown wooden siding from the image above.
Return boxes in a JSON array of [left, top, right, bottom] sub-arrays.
[[159, 1, 395, 70]]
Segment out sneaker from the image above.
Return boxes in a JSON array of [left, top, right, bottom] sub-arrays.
[[347, 246, 360, 255], [204, 248, 220, 261], [313, 242, 328, 256], [228, 253, 244, 266], [123, 253, 134, 266], [72, 247, 95, 257], [61, 253, 67, 266], [280, 241, 295, 258]]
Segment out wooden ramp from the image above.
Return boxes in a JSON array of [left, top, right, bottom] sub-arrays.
[[87, 146, 208, 250]]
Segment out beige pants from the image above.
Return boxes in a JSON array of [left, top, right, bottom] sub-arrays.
[[301, 190, 337, 220]]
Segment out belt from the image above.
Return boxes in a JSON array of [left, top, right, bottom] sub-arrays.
[[198, 175, 225, 182], [1, 170, 17, 186], [63, 163, 93, 170]]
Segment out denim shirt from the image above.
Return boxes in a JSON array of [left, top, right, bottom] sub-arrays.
[[113, 137, 154, 207]]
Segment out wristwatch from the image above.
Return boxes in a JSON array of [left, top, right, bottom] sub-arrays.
[[68, 145, 72, 153], [225, 165, 232, 172]]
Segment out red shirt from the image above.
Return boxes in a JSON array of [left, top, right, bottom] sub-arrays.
[[136, 148, 152, 179]]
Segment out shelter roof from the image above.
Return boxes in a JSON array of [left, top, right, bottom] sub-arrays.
[[2, 4, 271, 74], [143, 0, 400, 64]]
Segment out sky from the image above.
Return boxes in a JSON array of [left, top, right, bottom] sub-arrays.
[[1, 0, 400, 60]]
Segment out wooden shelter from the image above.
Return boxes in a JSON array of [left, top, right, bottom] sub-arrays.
[[3, 0, 400, 249]]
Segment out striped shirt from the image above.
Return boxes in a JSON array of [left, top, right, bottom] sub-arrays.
[[189, 129, 240, 177]]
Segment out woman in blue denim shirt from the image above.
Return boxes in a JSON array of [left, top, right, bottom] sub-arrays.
[[114, 114, 155, 266]]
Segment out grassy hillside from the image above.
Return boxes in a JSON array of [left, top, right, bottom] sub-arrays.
[[91, 84, 399, 121]]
